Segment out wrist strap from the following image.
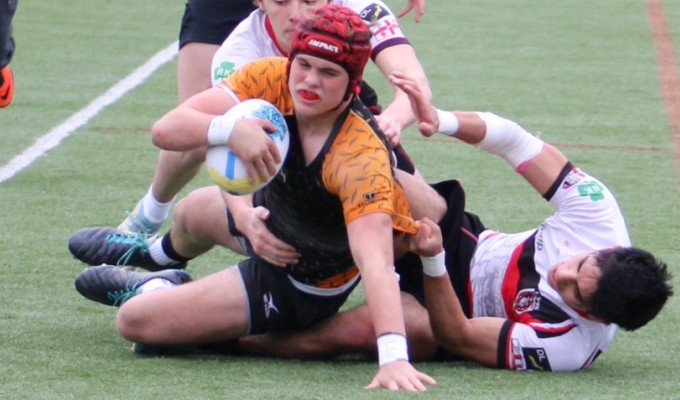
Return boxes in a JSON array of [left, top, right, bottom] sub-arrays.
[[377, 333, 409, 366], [420, 251, 447, 277], [436, 109, 459, 136], [207, 114, 237, 145]]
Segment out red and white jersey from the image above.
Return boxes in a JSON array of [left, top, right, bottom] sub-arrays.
[[470, 166, 629, 371], [211, 0, 409, 85]]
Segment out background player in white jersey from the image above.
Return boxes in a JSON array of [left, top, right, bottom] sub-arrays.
[[384, 71, 673, 371], [119, 0, 431, 236]]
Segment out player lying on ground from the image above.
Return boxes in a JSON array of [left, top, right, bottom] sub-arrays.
[[71, 67, 674, 372], [226, 71, 673, 372]]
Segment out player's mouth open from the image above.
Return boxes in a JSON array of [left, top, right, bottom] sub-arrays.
[[298, 89, 319, 101]]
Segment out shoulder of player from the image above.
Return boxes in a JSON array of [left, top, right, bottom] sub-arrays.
[[335, 109, 387, 148]]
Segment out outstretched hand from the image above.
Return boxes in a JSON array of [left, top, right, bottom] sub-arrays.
[[365, 360, 436, 392], [395, 0, 425, 22], [388, 71, 439, 137]]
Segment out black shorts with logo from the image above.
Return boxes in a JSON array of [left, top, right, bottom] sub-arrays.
[[179, 0, 256, 48], [395, 179, 485, 317], [236, 257, 359, 335]]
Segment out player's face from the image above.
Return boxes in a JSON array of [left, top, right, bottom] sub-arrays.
[[258, 0, 331, 52], [288, 54, 349, 117], [546, 252, 602, 312]]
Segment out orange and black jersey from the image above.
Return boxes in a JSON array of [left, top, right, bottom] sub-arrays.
[[223, 57, 417, 288]]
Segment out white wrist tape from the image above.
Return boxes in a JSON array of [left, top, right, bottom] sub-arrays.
[[436, 109, 460, 136], [377, 333, 409, 366], [207, 114, 237, 145], [420, 251, 447, 277], [475, 112, 544, 171]]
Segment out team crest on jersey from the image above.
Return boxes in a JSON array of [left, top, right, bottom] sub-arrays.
[[513, 288, 541, 314]]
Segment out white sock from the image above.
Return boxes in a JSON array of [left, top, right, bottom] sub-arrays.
[[137, 278, 176, 294], [148, 238, 181, 266], [141, 186, 176, 224]]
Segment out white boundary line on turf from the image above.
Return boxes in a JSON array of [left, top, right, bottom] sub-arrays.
[[0, 41, 179, 185]]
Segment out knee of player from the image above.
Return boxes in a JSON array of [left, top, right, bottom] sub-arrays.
[[172, 197, 192, 235], [116, 301, 152, 342], [150, 120, 172, 149], [333, 309, 375, 350]]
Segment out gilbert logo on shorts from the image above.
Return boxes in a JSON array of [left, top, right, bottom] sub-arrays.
[[263, 292, 279, 318], [309, 39, 339, 54]]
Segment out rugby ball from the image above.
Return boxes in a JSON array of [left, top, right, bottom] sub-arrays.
[[206, 99, 290, 195]]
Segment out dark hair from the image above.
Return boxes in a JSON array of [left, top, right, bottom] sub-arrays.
[[588, 247, 673, 331]]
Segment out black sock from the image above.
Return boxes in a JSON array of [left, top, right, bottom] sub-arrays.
[[161, 233, 192, 263]]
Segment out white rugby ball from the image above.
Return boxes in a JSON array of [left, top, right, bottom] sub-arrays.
[[206, 99, 290, 195]]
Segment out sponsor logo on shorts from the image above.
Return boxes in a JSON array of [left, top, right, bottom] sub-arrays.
[[263, 292, 279, 318], [523, 347, 552, 371]]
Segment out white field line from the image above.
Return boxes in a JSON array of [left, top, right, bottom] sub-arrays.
[[0, 41, 178, 184]]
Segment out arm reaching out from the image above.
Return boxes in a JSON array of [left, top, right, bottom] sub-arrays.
[[408, 218, 505, 367], [388, 71, 570, 196]]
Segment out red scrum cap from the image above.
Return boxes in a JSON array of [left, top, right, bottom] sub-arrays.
[[288, 4, 372, 100]]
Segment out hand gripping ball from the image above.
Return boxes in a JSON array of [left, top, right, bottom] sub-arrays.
[[206, 99, 290, 195]]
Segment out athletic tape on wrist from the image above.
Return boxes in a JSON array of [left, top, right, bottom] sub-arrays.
[[207, 114, 237, 146], [377, 333, 409, 366], [436, 109, 459, 136], [420, 251, 447, 277]]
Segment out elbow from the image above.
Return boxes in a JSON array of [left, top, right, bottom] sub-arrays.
[[150, 119, 173, 149]]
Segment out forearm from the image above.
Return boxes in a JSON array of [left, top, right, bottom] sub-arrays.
[[348, 214, 408, 357], [441, 112, 568, 195], [151, 108, 213, 151], [151, 86, 237, 151], [362, 263, 405, 335], [420, 252, 502, 366]]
